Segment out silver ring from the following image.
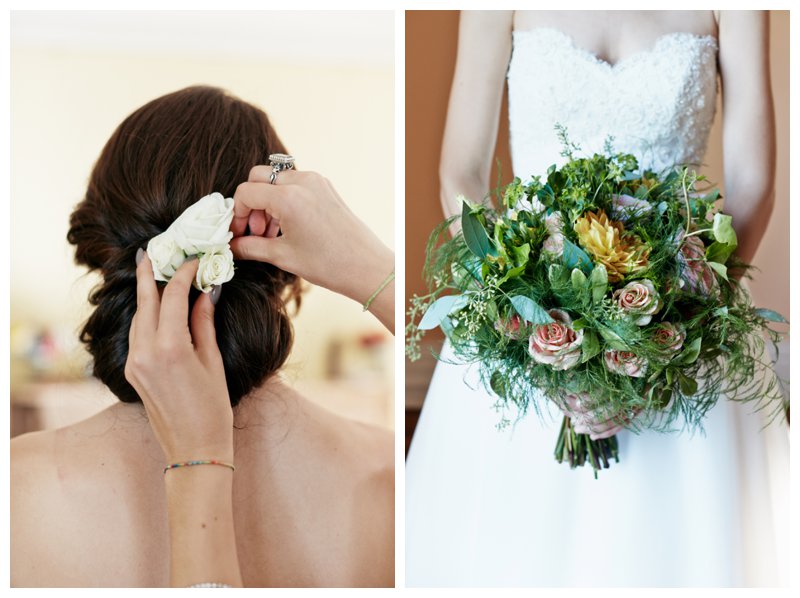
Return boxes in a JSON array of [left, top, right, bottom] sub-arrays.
[[268, 153, 294, 185]]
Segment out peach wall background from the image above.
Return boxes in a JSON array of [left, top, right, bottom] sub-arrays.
[[405, 10, 790, 333]]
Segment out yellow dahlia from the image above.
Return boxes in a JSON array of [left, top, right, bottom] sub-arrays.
[[573, 210, 649, 283]]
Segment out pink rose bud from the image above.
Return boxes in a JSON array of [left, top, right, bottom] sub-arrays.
[[495, 314, 524, 339], [528, 309, 583, 371], [652, 322, 686, 358], [610, 194, 653, 222], [603, 349, 647, 377], [675, 230, 720, 298], [613, 279, 662, 326]]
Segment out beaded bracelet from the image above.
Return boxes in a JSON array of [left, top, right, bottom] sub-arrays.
[[163, 459, 235, 475], [363, 270, 395, 312]]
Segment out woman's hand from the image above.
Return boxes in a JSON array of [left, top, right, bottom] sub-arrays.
[[125, 251, 233, 463], [230, 167, 394, 331]]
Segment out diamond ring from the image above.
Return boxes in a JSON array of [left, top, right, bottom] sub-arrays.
[[268, 153, 295, 184]]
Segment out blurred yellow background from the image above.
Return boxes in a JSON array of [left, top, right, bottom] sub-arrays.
[[10, 11, 394, 433]]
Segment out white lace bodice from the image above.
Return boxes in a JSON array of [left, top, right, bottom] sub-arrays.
[[507, 28, 718, 176]]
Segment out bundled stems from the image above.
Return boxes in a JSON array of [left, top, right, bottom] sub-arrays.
[[554, 416, 619, 479]]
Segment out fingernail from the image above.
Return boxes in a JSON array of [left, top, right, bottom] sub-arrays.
[[210, 285, 222, 305], [135, 248, 144, 265]]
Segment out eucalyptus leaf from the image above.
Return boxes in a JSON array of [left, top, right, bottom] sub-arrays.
[[562, 238, 593, 273], [509, 295, 554, 324], [755, 308, 788, 323], [418, 295, 469, 330], [461, 201, 494, 259]]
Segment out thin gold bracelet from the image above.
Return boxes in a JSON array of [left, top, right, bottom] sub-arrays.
[[363, 270, 395, 312]]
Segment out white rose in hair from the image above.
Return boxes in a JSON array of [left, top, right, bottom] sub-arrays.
[[146, 233, 186, 282], [168, 192, 235, 255], [195, 247, 235, 293]]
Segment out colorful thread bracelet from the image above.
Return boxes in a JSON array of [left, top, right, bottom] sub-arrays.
[[363, 270, 395, 312], [163, 459, 235, 475]]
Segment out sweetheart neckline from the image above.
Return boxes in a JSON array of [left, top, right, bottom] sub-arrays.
[[512, 26, 718, 70]]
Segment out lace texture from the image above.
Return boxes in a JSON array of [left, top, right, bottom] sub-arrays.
[[507, 28, 718, 176]]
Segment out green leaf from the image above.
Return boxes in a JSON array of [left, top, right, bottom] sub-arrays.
[[548, 263, 569, 286], [418, 295, 468, 330], [580, 329, 601, 363], [512, 243, 531, 267], [665, 368, 676, 386], [677, 371, 698, 396], [707, 261, 728, 281], [712, 213, 738, 248], [571, 268, 588, 291], [596, 325, 629, 350], [509, 295, 554, 324], [489, 370, 508, 398], [588, 264, 608, 303], [755, 308, 788, 323], [706, 241, 736, 265], [461, 201, 495, 259], [562, 238, 593, 273], [674, 336, 702, 365], [497, 264, 526, 285]]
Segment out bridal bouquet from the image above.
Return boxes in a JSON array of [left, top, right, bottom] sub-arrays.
[[406, 137, 786, 477]]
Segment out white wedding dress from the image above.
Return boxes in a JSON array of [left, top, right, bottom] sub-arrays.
[[406, 28, 788, 587]]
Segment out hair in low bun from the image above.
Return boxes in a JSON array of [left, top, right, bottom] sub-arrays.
[[67, 85, 301, 406]]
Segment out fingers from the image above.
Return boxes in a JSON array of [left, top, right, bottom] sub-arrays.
[[229, 235, 288, 268], [158, 257, 200, 340], [265, 218, 281, 238], [190, 289, 221, 363], [134, 250, 160, 340], [233, 181, 294, 220], [248, 209, 268, 236]]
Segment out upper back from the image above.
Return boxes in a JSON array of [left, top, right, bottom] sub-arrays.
[[11, 389, 394, 588]]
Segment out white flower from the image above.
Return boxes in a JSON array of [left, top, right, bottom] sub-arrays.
[[517, 195, 546, 214], [610, 193, 653, 222], [542, 211, 565, 258], [168, 192, 234, 255], [146, 234, 186, 282], [195, 247, 235, 293]]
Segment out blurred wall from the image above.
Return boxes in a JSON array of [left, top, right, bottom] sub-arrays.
[[11, 11, 394, 382], [405, 9, 790, 339]]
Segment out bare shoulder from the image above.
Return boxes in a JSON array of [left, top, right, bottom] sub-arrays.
[[11, 429, 63, 586]]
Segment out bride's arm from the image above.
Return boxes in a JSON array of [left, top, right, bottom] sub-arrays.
[[718, 10, 776, 265], [440, 11, 514, 234]]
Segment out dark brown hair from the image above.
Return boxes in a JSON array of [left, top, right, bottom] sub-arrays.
[[67, 86, 301, 406]]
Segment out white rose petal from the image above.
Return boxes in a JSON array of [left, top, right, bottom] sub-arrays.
[[195, 248, 235, 293], [146, 233, 186, 282], [168, 192, 235, 255]]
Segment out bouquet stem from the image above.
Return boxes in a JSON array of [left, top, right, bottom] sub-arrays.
[[554, 416, 619, 479]]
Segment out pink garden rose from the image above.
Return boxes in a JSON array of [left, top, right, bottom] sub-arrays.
[[528, 309, 583, 370], [675, 230, 720, 298], [609, 193, 653, 222], [613, 279, 662, 325], [603, 349, 647, 377], [495, 314, 524, 339], [652, 322, 686, 358]]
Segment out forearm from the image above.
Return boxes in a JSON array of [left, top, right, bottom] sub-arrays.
[[165, 467, 242, 588], [726, 186, 775, 266]]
